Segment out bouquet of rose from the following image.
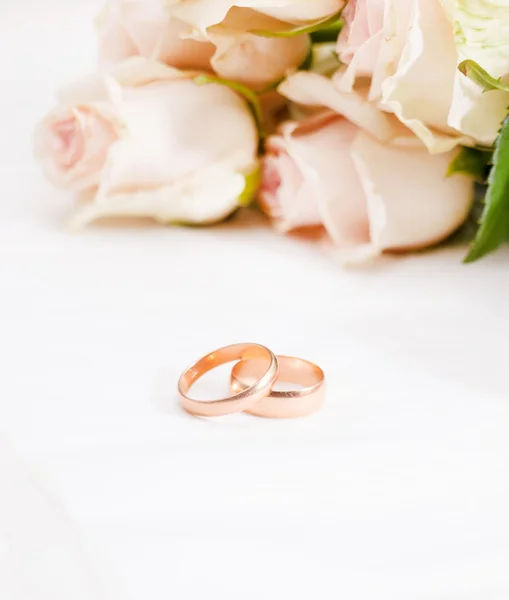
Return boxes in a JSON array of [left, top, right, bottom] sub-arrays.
[[35, 0, 509, 264]]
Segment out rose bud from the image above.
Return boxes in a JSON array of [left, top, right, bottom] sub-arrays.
[[34, 58, 259, 228], [98, 1, 311, 91], [259, 72, 474, 263]]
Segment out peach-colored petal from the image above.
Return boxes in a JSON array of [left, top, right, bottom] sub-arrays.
[[95, 77, 257, 195], [257, 0, 345, 23], [167, 0, 345, 31], [350, 130, 473, 254], [337, 0, 385, 63], [368, 0, 414, 101], [336, 0, 397, 98], [207, 26, 310, 91], [97, 0, 214, 69], [71, 162, 248, 227], [259, 152, 315, 231], [279, 71, 397, 142], [34, 107, 120, 191], [51, 116, 84, 169], [279, 119, 370, 246], [335, 30, 384, 93], [262, 115, 370, 245], [381, 0, 472, 152]]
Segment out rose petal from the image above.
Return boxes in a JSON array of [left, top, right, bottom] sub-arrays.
[[279, 71, 397, 142], [71, 162, 247, 227], [447, 75, 509, 146], [207, 26, 310, 91], [275, 118, 370, 246], [97, 0, 215, 69], [96, 77, 257, 195], [381, 0, 472, 153], [335, 30, 384, 93], [349, 130, 473, 254], [166, 0, 345, 30]]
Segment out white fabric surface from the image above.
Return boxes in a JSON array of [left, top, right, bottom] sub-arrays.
[[1, 2, 509, 598]]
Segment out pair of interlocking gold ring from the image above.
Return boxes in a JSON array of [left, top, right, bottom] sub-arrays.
[[178, 343, 325, 418]]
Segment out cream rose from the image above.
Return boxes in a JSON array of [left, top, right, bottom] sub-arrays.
[[336, 0, 509, 148], [34, 58, 258, 227], [260, 71, 473, 263], [97, 1, 311, 91]]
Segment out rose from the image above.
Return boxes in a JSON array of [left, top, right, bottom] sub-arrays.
[[336, 0, 463, 151], [259, 71, 473, 263], [261, 115, 473, 263], [34, 105, 120, 192], [97, 1, 311, 91], [447, 0, 509, 143], [165, 0, 346, 30], [34, 58, 258, 227], [96, 0, 215, 69], [336, 0, 509, 148]]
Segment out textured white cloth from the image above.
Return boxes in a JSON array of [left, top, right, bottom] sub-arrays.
[[0, 435, 127, 600], [1, 1, 509, 599]]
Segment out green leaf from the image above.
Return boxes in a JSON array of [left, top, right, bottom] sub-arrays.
[[465, 114, 509, 263], [194, 74, 264, 134], [447, 146, 492, 182], [447, 184, 487, 245], [458, 59, 509, 93], [237, 166, 260, 207], [250, 10, 343, 38], [310, 19, 344, 43]]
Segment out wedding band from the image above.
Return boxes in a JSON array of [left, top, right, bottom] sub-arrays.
[[178, 343, 278, 417], [230, 355, 325, 418]]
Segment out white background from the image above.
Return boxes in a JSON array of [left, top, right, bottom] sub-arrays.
[[1, 1, 509, 598]]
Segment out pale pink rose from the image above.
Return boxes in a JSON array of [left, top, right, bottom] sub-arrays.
[[261, 114, 370, 246], [34, 106, 120, 191], [335, 0, 501, 149], [262, 73, 474, 263], [35, 59, 258, 227], [98, 2, 310, 91], [97, 0, 214, 69]]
